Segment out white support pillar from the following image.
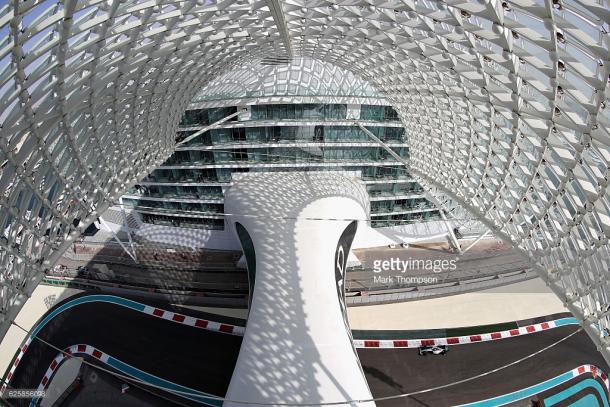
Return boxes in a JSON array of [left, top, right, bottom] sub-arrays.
[[461, 230, 492, 254], [223, 172, 374, 406], [439, 209, 463, 254], [118, 198, 138, 264], [98, 217, 138, 263]]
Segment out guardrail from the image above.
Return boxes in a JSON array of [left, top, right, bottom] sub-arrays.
[[46, 269, 248, 292], [346, 269, 537, 305], [59, 252, 239, 271], [346, 254, 531, 293], [41, 277, 249, 307], [43, 267, 535, 310]]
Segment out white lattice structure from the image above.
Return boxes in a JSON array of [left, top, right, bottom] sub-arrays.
[[0, 0, 609, 361], [191, 54, 382, 102]]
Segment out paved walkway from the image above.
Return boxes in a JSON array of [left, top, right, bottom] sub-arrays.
[[183, 278, 568, 331], [350, 238, 527, 289], [41, 357, 82, 407], [347, 278, 568, 330], [0, 284, 83, 378]]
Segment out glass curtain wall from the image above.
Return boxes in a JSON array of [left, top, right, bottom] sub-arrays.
[[131, 103, 437, 229]]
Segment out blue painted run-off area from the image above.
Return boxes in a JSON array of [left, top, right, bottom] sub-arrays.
[[458, 371, 609, 407], [27, 295, 223, 407], [544, 378, 609, 407]]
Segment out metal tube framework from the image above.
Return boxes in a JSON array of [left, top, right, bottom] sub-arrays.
[[0, 0, 608, 365]]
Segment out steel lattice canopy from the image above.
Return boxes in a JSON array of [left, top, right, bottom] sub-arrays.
[[0, 0, 609, 360]]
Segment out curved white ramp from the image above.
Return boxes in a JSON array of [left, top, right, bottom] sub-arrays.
[[224, 172, 374, 406]]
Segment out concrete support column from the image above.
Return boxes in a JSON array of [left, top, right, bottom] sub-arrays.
[[223, 172, 374, 406]]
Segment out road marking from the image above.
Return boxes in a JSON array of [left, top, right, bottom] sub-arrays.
[[543, 378, 609, 407], [0, 293, 583, 400], [353, 317, 579, 348], [29, 346, 610, 407], [1, 294, 244, 395], [29, 344, 222, 407]]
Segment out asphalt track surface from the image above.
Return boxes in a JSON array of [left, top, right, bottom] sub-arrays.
[[61, 362, 176, 407], [6, 293, 609, 407], [358, 325, 609, 407], [7, 294, 243, 407]]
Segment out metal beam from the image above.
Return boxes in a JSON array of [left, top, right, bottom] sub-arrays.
[[462, 230, 492, 254], [175, 110, 243, 147], [118, 197, 138, 263], [439, 209, 463, 254], [98, 217, 138, 263], [266, 0, 293, 59]]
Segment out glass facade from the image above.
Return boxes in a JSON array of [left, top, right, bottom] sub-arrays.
[[370, 197, 435, 214], [179, 106, 238, 127], [250, 104, 348, 120], [360, 105, 400, 121], [130, 103, 437, 229], [366, 182, 424, 197], [139, 213, 224, 230], [180, 125, 406, 146], [126, 184, 223, 199]]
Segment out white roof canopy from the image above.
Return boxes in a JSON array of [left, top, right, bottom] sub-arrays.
[[0, 0, 609, 361]]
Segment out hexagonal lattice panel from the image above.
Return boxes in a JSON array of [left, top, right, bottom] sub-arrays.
[[0, 0, 609, 358]]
